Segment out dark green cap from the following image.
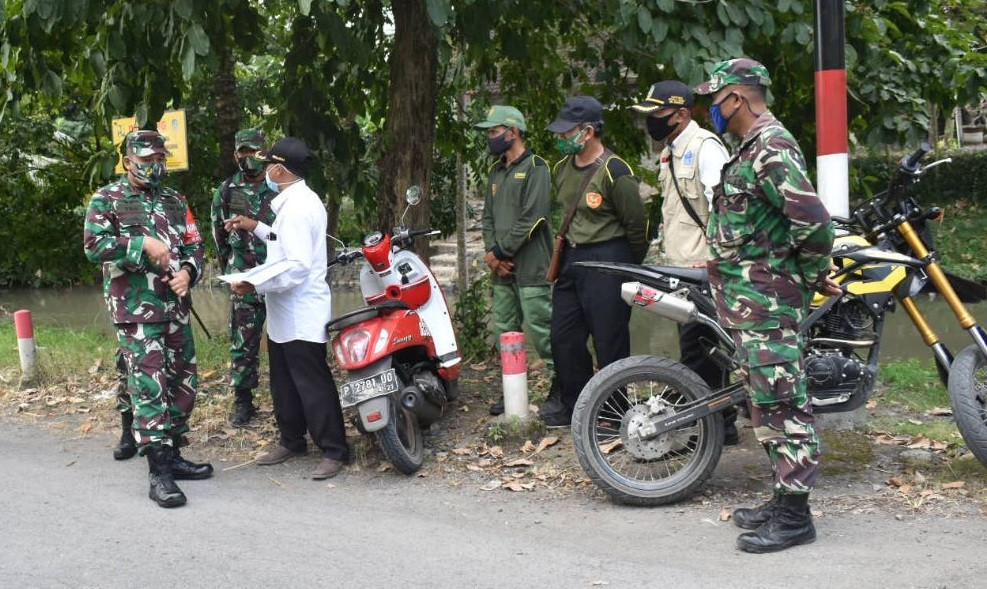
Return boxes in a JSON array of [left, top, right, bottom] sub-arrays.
[[694, 58, 772, 95], [474, 105, 527, 133], [125, 130, 169, 157], [235, 128, 266, 150]]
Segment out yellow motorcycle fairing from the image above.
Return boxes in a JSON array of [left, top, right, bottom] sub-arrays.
[[810, 235, 910, 307]]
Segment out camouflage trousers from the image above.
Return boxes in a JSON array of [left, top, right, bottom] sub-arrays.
[[228, 293, 266, 391], [492, 282, 554, 373], [113, 346, 130, 413], [116, 318, 198, 452], [730, 326, 820, 495]]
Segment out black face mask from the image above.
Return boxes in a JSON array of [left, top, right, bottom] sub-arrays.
[[646, 113, 677, 142], [487, 131, 514, 155]]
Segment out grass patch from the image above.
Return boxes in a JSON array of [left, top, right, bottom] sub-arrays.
[[869, 416, 964, 445], [934, 199, 987, 283], [876, 358, 950, 412], [820, 430, 874, 475]]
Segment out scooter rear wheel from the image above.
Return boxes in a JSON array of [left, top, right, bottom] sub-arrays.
[[377, 395, 424, 474]]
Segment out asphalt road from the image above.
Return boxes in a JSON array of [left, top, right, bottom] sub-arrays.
[[0, 419, 983, 589]]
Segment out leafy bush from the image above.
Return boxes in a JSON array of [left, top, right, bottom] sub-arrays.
[[851, 149, 987, 203], [453, 273, 493, 361]]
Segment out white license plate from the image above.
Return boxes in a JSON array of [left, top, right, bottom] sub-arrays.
[[340, 369, 399, 407]]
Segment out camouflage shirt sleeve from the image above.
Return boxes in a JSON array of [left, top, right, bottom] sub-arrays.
[[210, 182, 231, 273], [83, 188, 145, 273], [755, 132, 835, 281]]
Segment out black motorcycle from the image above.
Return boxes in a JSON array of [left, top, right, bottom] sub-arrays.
[[570, 144, 987, 505]]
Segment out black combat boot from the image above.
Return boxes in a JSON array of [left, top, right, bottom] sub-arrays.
[[732, 492, 779, 530], [147, 446, 187, 508], [737, 493, 816, 553], [230, 388, 258, 427], [170, 434, 214, 480], [113, 410, 138, 461], [489, 397, 505, 416]]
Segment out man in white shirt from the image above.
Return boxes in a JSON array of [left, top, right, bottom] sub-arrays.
[[228, 137, 349, 479], [631, 81, 739, 444]]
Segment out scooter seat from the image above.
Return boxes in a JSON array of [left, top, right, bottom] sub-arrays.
[[643, 265, 708, 285], [326, 299, 410, 333]]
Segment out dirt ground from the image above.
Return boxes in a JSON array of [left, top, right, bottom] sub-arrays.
[[3, 359, 986, 521]]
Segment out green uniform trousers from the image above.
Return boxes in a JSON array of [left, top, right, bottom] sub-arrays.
[[492, 282, 554, 372]]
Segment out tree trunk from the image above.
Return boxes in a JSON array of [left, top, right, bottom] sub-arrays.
[[376, 0, 438, 262], [213, 18, 239, 180]]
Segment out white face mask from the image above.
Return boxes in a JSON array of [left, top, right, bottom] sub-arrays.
[[265, 164, 301, 193]]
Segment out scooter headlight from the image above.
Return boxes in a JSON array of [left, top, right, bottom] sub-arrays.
[[341, 329, 372, 364]]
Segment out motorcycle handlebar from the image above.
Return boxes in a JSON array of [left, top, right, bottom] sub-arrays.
[[901, 142, 931, 172], [329, 249, 364, 267]]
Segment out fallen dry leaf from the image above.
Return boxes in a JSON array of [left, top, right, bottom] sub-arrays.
[[907, 418, 923, 426], [466, 464, 483, 472], [451, 447, 471, 455], [898, 484, 914, 495], [480, 479, 502, 491], [521, 440, 537, 453], [942, 481, 966, 490], [718, 509, 731, 522], [503, 480, 525, 492], [489, 446, 504, 458], [79, 423, 92, 433], [912, 471, 927, 485], [907, 436, 933, 449], [200, 369, 218, 380], [888, 476, 904, 487], [600, 439, 623, 455], [505, 458, 534, 467], [931, 440, 948, 451], [535, 436, 559, 454], [865, 399, 877, 410], [930, 407, 953, 416], [477, 458, 494, 468], [377, 463, 394, 473]]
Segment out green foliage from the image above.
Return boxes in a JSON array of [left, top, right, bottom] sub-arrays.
[[878, 358, 949, 411], [453, 273, 493, 361]]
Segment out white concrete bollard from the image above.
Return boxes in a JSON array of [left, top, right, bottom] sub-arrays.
[[500, 331, 529, 418], [14, 309, 37, 381]]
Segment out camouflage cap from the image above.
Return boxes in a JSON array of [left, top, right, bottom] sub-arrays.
[[125, 130, 170, 157], [694, 58, 771, 95], [235, 128, 266, 150], [474, 105, 527, 133]]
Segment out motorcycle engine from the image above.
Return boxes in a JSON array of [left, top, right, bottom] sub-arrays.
[[822, 299, 876, 341], [805, 351, 863, 397]]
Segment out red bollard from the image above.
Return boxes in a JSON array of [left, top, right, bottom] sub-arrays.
[[14, 309, 37, 381], [500, 331, 529, 418]]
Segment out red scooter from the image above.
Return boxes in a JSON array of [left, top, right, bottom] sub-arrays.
[[326, 187, 461, 474]]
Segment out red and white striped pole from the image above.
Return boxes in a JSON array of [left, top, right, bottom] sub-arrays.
[[499, 331, 529, 418], [14, 309, 37, 381], [815, 0, 849, 217]]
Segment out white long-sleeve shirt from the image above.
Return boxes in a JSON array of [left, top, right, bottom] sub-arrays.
[[250, 181, 331, 344]]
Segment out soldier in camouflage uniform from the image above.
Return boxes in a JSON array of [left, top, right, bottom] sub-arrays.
[[210, 129, 277, 426], [84, 130, 213, 509], [695, 59, 838, 552]]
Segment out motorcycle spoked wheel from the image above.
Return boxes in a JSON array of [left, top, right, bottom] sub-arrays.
[[376, 394, 425, 475], [947, 344, 987, 467], [571, 355, 724, 506]]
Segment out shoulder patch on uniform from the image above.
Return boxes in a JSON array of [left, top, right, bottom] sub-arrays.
[[683, 150, 695, 166], [605, 156, 633, 183]]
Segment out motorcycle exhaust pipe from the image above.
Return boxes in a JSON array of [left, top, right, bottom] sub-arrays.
[[621, 281, 697, 324], [400, 385, 442, 426]]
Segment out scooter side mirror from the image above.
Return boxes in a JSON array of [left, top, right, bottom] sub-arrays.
[[405, 185, 422, 206]]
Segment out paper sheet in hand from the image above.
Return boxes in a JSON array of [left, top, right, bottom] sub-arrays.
[[218, 259, 293, 286]]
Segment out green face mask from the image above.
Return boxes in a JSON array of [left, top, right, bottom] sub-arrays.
[[555, 128, 587, 156]]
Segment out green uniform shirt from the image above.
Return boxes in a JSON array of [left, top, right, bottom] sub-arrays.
[[482, 150, 554, 286], [707, 111, 835, 331], [553, 153, 648, 263], [83, 176, 204, 324], [210, 171, 277, 274]]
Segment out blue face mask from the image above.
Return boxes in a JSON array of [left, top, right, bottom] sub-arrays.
[[265, 167, 280, 193], [709, 94, 737, 134]]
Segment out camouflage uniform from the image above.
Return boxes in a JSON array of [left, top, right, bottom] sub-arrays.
[[697, 60, 835, 496], [83, 131, 204, 454], [114, 346, 130, 412], [210, 130, 276, 401]]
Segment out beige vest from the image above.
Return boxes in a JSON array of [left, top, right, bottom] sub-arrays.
[[657, 121, 723, 267]]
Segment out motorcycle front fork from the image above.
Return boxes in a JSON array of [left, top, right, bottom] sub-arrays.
[[897, 220, 987, 362]]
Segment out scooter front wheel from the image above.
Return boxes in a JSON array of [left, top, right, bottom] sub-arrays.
[[377, 395, 424, 474], [948, 344, 987, 467]]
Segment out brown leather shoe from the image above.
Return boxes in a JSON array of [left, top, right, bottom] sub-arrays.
[[310, 458, 344, 480], [256, 445, 304, 465]]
